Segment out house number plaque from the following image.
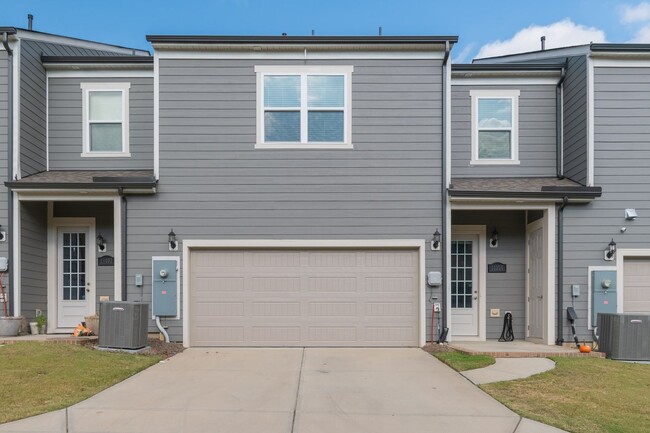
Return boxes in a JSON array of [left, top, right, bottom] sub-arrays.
[[488, 262, 506, 273], [98, 255, 114, 267]]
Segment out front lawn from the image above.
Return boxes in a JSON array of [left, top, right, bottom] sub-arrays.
[[0, 343, 160, 424], [433, 350, 495, 371], [482, 357, 650, 433]]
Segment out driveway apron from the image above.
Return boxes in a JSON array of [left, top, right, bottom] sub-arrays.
[[0, 348, 519, 433]]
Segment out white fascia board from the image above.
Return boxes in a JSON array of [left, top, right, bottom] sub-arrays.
[[592, 58, 650, 67], [16, 29, 149, 55], [48, 70, 152, 78]]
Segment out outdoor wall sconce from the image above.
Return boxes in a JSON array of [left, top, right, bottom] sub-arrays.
[[431, 229, 441, 251], [0, 224, 6, 242], [96, 233, 107, 252], [168, 229, 178, 251], [604, 238, 617, 261], [490, 229, 499, 248]]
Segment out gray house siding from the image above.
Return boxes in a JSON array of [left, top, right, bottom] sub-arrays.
[[562, 55, 588, 184], [19, 202, 47, 323], [48, 76, 153, 170], [561, 65, 650, 341], [125, 56, 444, 341], [452, 211, 526, 339], [19, 39, 131, 177], [451, 84, 557, 177]]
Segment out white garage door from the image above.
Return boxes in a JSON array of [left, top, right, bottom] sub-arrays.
[[623, 258, 650, 313], [189, 248, 420, 347]]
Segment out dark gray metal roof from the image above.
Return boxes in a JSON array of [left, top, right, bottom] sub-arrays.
[[0, 27, 17, 34], [449, 177, 601, 200], [6, 170, 156, 190], [453, 63, 564, 71], [42, 56, 153, 64], [146, 35, 458, 44]]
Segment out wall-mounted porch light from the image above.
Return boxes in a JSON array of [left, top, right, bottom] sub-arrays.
[[431, 229, 441, 251], [168, 229, 178, 251], [490, 229, 499, 248], [0, 224, 6, 242], [604, 238, 617, 261], [96, 233, 107, 252]]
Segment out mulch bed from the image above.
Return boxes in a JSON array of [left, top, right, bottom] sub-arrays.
[[139, 337, 185, 359], [422, 343, 455, 354]]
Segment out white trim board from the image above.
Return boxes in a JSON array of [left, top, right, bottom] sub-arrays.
[[182, 239, 427, 348], [48, 70, 152, 78], [615, 249, 650, 314], [592, 59, 650, 67], [153, 54, 160, 180], [12, 39, 20, 180], [452, 77, 559, 86]]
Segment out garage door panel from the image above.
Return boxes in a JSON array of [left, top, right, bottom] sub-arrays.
[[624, 258, 650, 314], [189, 248, 419, 347]]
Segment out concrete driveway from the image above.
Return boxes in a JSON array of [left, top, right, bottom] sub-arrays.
[[0, 348, 522, 433]]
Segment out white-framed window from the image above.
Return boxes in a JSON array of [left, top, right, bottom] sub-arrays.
[[255, 65, 353, 149], [470, 89, 520, 165], [80, 82, 131, 157]]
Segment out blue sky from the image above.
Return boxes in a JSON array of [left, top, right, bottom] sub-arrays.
[[5, 1, 650, 61]]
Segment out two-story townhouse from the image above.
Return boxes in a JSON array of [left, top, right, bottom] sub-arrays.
[[475, 44, 650, 345], [0, 26, 151, 332]]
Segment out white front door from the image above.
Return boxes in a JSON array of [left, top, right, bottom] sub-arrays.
[[527, 220, 545, 339], [57, 228, 92, 328], [451, 235, 479, 336]]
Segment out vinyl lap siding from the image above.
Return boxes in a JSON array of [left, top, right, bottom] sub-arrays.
[[19, 39, 130, 176], [562, 66, 650, 341], [128, 57, 443, 341], [20, 202, 48, 322], [48, 76, 153, 169], [562, 55, 588, 184], [451, 84, 557, 177]]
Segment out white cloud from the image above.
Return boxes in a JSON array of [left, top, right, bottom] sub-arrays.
[[620, 2, 650, 23], [476, 19, 607, 59], [628, 24, 650, 42], [452, 43, 475, 64]]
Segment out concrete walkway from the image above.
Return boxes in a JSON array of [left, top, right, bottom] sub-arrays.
[[462, 358, 556, 384], [0, 348, 564, 433]]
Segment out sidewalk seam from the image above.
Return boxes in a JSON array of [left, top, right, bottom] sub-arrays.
[[290, 348, 306, 433], [512, 416, 523, 433]]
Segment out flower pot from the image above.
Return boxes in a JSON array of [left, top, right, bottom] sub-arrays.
[[29, 322, 39, 335], [84, 315, 99, 336], [0, 316, 22, 337]]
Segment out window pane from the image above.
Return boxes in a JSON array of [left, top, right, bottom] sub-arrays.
[[89, 91, 122, 121], [308, 111, 344, 142], [264, 111, 300, 142], [478, 131, 511, 159], [90, 123, 123, 151], [478, 98, 512, 128], [264, 75, 300, 107], [308, 75, 344, 107]]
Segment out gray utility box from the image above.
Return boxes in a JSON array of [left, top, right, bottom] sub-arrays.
[[152, 259, 178, 317], [99, 301, 149, 350], [591, 270, 617, 327], [598, 313, 650, 361]]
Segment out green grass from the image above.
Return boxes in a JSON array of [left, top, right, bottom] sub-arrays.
[[482, 357, 650, 433], [433, 351, 495, 371], [0, 343, 160, 424]]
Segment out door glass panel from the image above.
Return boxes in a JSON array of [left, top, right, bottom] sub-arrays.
[[62, 231, 87, 302], [451, 240, 473, 309]]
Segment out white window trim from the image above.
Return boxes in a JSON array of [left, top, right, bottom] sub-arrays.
[[80, 82, 131, 157], [255, 65, 353, 149], [470, 89, 520, 165]]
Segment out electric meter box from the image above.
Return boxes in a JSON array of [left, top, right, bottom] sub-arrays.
[[152, 258, 178, 317], [592, 270, 617, 327]]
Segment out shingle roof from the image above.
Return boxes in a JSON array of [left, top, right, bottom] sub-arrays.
[[6, 170, 156, 190], [449, 177, 601, 199]]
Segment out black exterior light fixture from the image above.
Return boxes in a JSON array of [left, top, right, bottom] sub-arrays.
[[168, 229, 178, 251], [96, 233, 107, 252], [0, 224, 5, 242], [490, 229, 499, 248], [604, 238, 617, 261], [431, 229, 441, 251]]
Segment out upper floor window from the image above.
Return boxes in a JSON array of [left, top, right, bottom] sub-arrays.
[[470, 89, 520, 165], [255, 66, 353, 149], [80, 82, 131, 157]]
